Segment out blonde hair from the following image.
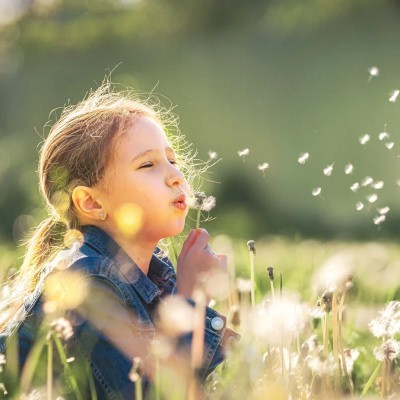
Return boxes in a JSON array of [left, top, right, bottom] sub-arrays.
[[0, 82, 196, 332]]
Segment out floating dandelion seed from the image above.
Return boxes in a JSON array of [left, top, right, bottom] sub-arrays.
[[373, 215, 386, 225], [323, 163, 334, 176], [350, 182, 360, 192], [257, 162, 269, 177], [359, 134, 370, 145], [378, 206, 390, 215], [208, 151, 218, 160], [372, 180, 384, 190], [396, 179, 400, 187], [238, 148, 249, 162], [367, 193, 378, 203], [379, 131, 390, 141], [389, 90, 400, 103], [312, 187, 322, 197], [385, 142, 395, 150], [361, 176, 373, 187], [298, 152, 310, 164], [356, 202, 364, 211], [368, 66, 379, 82], [344, 163, 354, 174]]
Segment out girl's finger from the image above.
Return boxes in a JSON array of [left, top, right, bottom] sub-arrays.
[[193, 228, 210, 249], [180, 229, 196, 258]]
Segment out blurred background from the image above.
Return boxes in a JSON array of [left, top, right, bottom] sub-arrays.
[[1, 0, 400, 247]]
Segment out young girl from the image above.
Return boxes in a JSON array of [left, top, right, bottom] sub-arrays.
[[0, 84, 237, 399]]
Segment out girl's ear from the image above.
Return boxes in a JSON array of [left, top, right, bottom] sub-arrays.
[[71, 186, 105, 221]]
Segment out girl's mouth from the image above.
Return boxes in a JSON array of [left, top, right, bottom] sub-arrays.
[[173, 194, 187, 210]]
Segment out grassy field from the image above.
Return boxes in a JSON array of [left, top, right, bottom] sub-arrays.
[[0, 234, 399, 399]]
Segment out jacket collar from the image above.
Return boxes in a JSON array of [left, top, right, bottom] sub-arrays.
[[81, 225, 173, 304]]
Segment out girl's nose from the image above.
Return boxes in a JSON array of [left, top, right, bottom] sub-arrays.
[[166, 164, 185, 188]]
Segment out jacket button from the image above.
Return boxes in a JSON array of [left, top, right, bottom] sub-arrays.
[[211, 316, 224, 331]]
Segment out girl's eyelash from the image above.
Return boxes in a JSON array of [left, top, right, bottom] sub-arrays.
[[139, 160, 176, 169]]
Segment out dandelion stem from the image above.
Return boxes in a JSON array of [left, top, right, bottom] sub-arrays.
[[380, 359, 386, 399], [249, 252, 255, 308], [155, 353, 161, 400], [135, 376, 143, 400], [269, 280, 275, 303], [323, 312, 329, 356], [47, 334, 53, 400], [195, 209, 201, 230]]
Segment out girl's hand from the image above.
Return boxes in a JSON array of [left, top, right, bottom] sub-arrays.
[[176, 228, 227, 299]]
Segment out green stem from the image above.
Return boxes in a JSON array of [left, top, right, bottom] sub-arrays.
[[53, 335, 83, 400], [135, 377, 143, 400], [361, 363, 381, 397], [155, 355, 160, 400], [196, 209, 201, 230], [86, 361, 98, 400], [249, 253, 255, 308], [269, 279, 275, 303], [47, 335, 53, 400]]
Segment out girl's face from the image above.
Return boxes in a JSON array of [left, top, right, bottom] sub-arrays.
[[99, 116, 190, 242]]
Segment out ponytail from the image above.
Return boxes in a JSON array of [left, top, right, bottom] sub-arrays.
[[0, 216, 67, 332]]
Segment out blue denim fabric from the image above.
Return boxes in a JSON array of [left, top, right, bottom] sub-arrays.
[[0, 225, 238, 399]]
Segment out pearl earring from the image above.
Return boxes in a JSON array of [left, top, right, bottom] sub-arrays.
[[98, 211, 107, 221]]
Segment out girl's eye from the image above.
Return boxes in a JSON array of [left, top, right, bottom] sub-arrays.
[[169, 160, 177, 165], [139, 162, 153, 169]]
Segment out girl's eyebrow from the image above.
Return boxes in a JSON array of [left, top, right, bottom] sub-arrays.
[[130, 146, 175, 163]]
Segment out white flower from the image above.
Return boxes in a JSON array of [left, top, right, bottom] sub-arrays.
[[344, 163, 354, 174], [389, 90, 399, 103], [298, 152, 310, 164], [359, 134, 370, 145]]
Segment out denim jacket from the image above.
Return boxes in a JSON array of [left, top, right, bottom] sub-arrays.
[[0, 225, 238, 399]]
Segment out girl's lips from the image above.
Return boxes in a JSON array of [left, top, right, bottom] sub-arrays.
[[173, 194, 187, 210]]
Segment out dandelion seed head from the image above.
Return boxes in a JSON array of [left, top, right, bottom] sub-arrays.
[[343, 348, 360, 374], [379, 131, 390, 141], [385, 142, 395, 150], [350, 182, 360, 192], [367, 193, 378, 203], [359, 134, 370, 145], [313, 251, 354, 292], [190, 192, 216, 212], [306, 352, 337, 376], [236, 277, 253, 293], [373, 339, 400, 362], [389, 90, 400, 103], [50, 318, 73, 341], [368, 66, 379, 77], [238, 148, 249, 157], [345, 163, 354, 174], [312, 187, 321, 197], [323, 163, 334, 176], [369, 301, 400, 338], [247, 239, 256, 255], [156, 295, 194, 337], [361, 176, 373, 187], [356, 202, 364, 211], [298, 152, 310, 164], [372, 180, 384, 190]]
